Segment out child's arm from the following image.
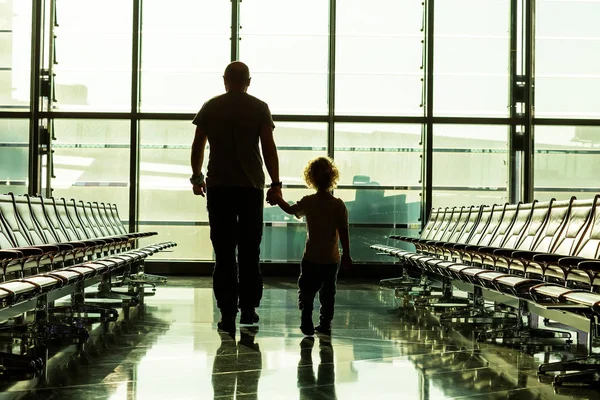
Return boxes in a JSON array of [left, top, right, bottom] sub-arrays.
[[339, 227, 351, 258], [338, 203, 352, 269], [274, 195, 301, 216]]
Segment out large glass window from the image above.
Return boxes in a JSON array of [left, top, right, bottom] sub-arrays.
[[534, 125, 600, 201], [262, 123, 327, 261], [138, 120, 207, 260], [139, 121, 327, 261], [0, 1, 31, 110], [239, 0, 329, 115], [334, 123, 423, 261], [0, 119, 28, 194], [433, 125, 508, 207], [336, 0, 424, 116], [140, 0, 230, 113], [51, 120, 130, 220], [53, 1, 132, 111], [434, 0, 510, 117], [535, 1, 600, 118]]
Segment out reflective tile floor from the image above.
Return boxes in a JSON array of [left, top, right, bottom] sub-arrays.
[[1, 277, 598, 399]]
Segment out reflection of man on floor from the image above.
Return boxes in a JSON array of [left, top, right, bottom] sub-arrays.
[[212, 328, 262, 399], [297, 337, 337, 400]]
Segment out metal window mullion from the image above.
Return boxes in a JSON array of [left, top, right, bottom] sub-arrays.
[[508, 0, 518, 204], [45, 0, 58, 198], [523, 0, 535, 203], [129, 0, 142, 233], [28, 0, 44, 196], [231, 0, 240, 61], [327, 0, 336, 160], [423, 0, 434, 226]]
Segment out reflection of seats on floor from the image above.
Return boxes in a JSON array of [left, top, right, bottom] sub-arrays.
[[369, 306, 544, 399], [0, 192, 175, 380], [371, 195, 600, 387]]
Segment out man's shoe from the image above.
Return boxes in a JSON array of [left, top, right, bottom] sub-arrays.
[[300, 313, 315, 336], [240, 309, 260, 325], [217, 315, 236, 333], [314, 324, 331, 336]]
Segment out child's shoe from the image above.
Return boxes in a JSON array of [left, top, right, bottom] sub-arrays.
[[314, 322, 331, 336], [300, 312, 315, 336]]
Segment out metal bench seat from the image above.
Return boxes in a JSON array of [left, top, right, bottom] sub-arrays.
[[0, 281, 41, 302], [562, 291, 600, 310], [492, 275, 540, 296]]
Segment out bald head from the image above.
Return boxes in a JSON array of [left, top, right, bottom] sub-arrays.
[[223, 61, 251, 92]]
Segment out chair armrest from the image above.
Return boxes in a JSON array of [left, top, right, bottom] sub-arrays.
[[577, 261, 600, 272], [55, 243, 75, 251], [30, 244, 61, 253], [532, 253, 563, 263], [476, 246, 502, 255], [60, 241, 87, 249], [511, 250, 543, 260], [558, 256, 590, 267], [439, 242, 457, 249], [464, 245, 483, 252], [493, 248, 518, 257], [13, 247, 45, 256], [0, 250, 24, 259]]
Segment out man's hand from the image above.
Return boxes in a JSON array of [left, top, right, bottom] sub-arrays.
[[341, 254, 352, 270], [266, 186, 282, 205], [192, 182, 206, 197]]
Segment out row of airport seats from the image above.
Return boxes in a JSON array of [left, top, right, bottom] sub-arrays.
[[0, 192, 176, 379], [371, 195, 600, 387]]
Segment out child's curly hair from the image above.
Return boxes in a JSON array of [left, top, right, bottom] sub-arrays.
[[303, 156, 340, 192]]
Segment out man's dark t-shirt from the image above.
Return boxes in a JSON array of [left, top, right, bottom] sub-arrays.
[[192, 92, 275, 190]]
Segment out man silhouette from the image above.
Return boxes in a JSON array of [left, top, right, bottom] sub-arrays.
[[190, 62, 282, 333]]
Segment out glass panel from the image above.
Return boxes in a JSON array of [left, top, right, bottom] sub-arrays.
[[534, 125, 600, 201], [273, 122, 327, 185], [0, 119, 28, 194], [536, 0, 600, 118], [263, 188, 421, 263], [140, 0, 230, 112], [139, 120, 199, 216], [239, 0, 328, 114], [0, 2, 31, 110], [140, 225, 213, 260], [263, 188, 311, 262], [139, 121, 327, 261], [432, 125, 508, 207], [434, 0, 510, 117], [334, 123, 422, 187], [332, 123, 423, 260], [51, 120, 130, 219], [336, 189, 421, 262], [336, 0, 424, 116], [53, 0, 132, 111]]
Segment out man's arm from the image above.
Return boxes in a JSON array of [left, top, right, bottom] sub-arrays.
[[338, 204, 352, 269], [190, 125, 208, 196], [260, 123, 281, 203], [339, 227, 350, 256], [260, 124, 280, 184]]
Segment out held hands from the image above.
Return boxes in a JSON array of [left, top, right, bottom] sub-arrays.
[[192, 182, 206, 197], [266, 186, 282, 205]]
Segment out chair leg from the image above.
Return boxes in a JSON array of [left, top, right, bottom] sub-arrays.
[[0, 351, 44, 380], [539, 354, 600, 387]]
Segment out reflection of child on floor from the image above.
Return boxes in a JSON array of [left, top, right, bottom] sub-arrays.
[[272, 156, 352, 336], [297, 337, 336, 399]]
